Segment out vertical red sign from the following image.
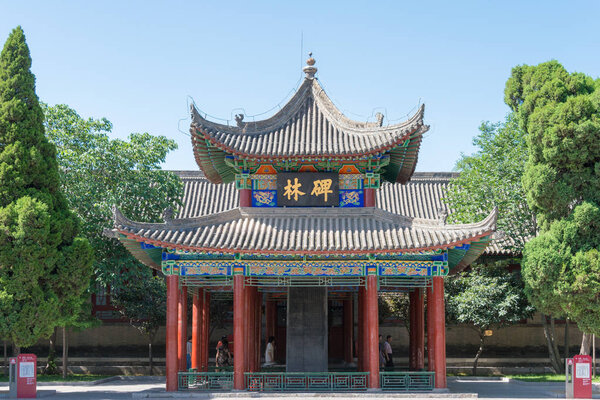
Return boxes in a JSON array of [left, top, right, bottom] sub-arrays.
[[17, 353, 37, 398], [573, 354, 592, 399]]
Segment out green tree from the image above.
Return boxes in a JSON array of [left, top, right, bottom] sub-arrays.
[[445, 264, 534, 375], [42, 103, 183, 287], [112, 276, 166, 375], [444, 114, 536, 252], [42, 103, 183, 372], [505, 61, 600, 354], [442, 114, 575, 370], [0, 27, 93, 352]]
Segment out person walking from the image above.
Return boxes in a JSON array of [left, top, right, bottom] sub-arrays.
[[383, 335, 394, 370]]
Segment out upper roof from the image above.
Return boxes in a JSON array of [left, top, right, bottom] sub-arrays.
[[190, 57, 428, 184]]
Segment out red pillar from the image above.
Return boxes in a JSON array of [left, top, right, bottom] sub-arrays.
[[426, 286, 435, 372], [178, 286, 188, 372], [343, 297, 354, 364], [265, 300, 276, 345], [415, 289, 425, 370], [256, 292, 263, 370], [240, 189, 252, 207], [166, 276, 179, 392], [357, 287, 365, 371], [432, 277, 447, 388], [201, 291, 210, 371], [233, 275, 246, 390], [248, 287, 256, 372], [192, 289, 202, 370], [409, 290, 417, 370], [364, 188, 375, 207], [366, 275, 379, 388]]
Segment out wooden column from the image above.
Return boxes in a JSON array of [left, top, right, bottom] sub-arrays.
[[366, 275, 379, 388], [178, 286, 188, 372], [166, 276, 179, 392], [246, 286, 254, 372], [357, 287, 365, 371], [191, 289, 202, 370], [409, 290, 417, 370], [343, 297, 354, 364], [201, 291, 210, 371], [415, 289, 425, 370], [233, 275, 246, 390], [426, 286, 435, 372], [265, 300, 277, 347], [364, 188, 375, 207], [240, 189, 252, 207], [432, 277, 447, 388], [256, 292, 263, 370]]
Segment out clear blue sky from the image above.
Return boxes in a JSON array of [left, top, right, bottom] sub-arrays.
[[2, 1, 599, 172]]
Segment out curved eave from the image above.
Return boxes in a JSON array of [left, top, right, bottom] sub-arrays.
[[111, 206, 497, 257], [189, 77, 428, 183]]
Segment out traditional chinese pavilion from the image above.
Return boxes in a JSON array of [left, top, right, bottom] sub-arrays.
[[109, 56, 497, 392]]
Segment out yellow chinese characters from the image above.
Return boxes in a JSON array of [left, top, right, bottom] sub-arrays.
[[311, 179, 333, 202], [283, 178, 305, 201]]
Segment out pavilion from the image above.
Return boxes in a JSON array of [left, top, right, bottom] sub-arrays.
[[108, 56, 497, 392]]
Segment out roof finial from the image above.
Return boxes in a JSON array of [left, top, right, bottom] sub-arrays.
[[303, 52, 317, 79]]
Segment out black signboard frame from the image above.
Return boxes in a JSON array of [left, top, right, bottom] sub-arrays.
[[277, 172, 339, 207]]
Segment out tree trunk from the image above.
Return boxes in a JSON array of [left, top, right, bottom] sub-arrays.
[[580, 333, 592, 355], [550, 317, 561, 363], [541, 314, 563, 373], [3, 341, 6, 376], [473, 332, 486, 376], [44, 328, 58, 374], [62, 327, 68, 379], [564, 319, 569, 360], [149, 341, 153, 376], [13, 344, 20, 357]]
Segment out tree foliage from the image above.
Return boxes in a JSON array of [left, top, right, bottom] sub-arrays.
[[0, 27, 93, 348], [112, 275, 166, 374], [505, 61, 600, 341], [444, 113, 536, 252], [42, 103, 183, 288], [445, 263, 534, 374]]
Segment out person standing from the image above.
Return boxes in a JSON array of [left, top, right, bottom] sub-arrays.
[[264, 336, 276, 366], [215, 338, 231, 372], [384, 335, 394, 370], [378, 335, 386, 370]]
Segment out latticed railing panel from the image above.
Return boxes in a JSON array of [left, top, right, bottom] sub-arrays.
[[245, 372, 369, 391], [380, 372, 434, 391], [178, 372, 233, 390]]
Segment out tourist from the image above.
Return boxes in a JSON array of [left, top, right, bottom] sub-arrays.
[[378, 335, 386, 370], [384, 335, 394, 370], [186, 337, 192, 370], [265, 336, 276, 366], [216, 338, 231, 371]]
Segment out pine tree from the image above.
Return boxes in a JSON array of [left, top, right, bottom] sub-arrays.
[[0, 26, 93, 350]]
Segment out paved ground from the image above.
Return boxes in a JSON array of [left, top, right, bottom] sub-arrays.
[[1, 376, 599, 399]]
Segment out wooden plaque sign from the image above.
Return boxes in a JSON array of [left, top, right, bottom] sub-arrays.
[[277, 172, 339, 207]]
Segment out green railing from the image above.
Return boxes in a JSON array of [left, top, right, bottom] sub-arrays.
[[380, 371, 435, 391], [178, 372, 233, 390], [245, 372, 369, 391]]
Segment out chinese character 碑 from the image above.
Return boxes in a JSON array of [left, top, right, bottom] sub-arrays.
[[283, 178, 305, 201], [311, 179, 333, 202]]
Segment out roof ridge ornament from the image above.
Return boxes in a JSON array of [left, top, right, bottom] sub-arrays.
[[303, 52, 317, 79]]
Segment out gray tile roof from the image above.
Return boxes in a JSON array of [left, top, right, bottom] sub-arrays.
[[113, 205, 496, 255], [190, 78, 429, 159]]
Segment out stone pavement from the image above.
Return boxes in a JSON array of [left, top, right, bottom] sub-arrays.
[[1, 376, 599, 399]]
